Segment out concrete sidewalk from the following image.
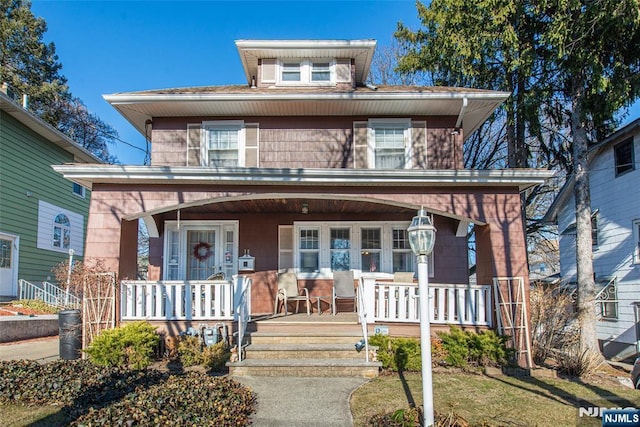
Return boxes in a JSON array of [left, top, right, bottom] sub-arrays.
[[0, 337, 368, 426], [0, 335, 59, 362]]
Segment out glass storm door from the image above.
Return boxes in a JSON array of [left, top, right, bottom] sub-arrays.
[[187, 230, 218, 280], [0, 235, 17, 296]]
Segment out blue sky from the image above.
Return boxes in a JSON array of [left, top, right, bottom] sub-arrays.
[[31, 0, 422, 164], [31, 1, 640, 165]]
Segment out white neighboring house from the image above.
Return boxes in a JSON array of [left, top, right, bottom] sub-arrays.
[[545, 118, 640, 361]]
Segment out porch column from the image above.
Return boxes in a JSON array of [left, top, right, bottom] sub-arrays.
[[119, 219, 139, 280]]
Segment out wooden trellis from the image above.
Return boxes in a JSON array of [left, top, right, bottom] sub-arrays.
[[82, 272, 116, 352]]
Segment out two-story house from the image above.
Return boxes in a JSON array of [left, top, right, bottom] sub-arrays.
[[53, 39, 552, 349], [0, 87, 100, 299], [545, 118, 640, 361]]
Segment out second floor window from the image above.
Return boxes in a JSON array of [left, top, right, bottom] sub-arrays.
[[204, 121, 244, 167], [614, 138, 635, 176], [368, 119, 411, 169]]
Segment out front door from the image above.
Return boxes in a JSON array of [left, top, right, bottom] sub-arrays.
[[0, 233, 18, 297], [164, 221, 238, 280], [187, 230, 218, 280]]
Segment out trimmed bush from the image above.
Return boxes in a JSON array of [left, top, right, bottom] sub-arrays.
[[84, 321, 160, 369], [437, 326, 513, 368], [369, 335, 422, 372]]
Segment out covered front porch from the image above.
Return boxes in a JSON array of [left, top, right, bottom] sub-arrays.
[[120, 274, 493, 332]]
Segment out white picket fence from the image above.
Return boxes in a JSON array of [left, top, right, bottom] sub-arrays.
[[361, 277, 492, 327], [18, 279, 81, 309]]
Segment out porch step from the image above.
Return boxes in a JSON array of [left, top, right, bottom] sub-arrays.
[[227, 358, 381, 378], [248, 331, 363, 345], [228, 316, 381, 378], [245, 343, 372, 360]]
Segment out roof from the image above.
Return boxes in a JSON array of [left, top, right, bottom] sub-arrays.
[[234, 39, 377, 86], [104, 84, 510, 140], [0, 90, 102, 164], [543, 117, 640, 224]]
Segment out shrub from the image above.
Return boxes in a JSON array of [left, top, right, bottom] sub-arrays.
[[84, 321, 160, 369], [177, 335, 205, 367], [530, 284, 576, 364], [368, 335, 422, 372], [0, 360, 256, 425], [437, 326, 513, 368], [202, 340, 231, 370]]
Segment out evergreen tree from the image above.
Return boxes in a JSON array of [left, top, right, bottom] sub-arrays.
[[0, 0, 118, 163]]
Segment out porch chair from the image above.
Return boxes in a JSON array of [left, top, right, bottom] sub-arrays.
[[332, 270, 356, 315], [273, 272, 311, 316]]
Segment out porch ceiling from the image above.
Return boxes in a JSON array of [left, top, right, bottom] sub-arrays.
[[174, 198, 414, 215]]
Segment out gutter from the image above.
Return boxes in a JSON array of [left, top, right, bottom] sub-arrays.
[[52, 164, 554, 192]]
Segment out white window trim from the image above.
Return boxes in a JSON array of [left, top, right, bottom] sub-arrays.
[[201, 120, 246, 167], [633, 218, 640, 265], [163, 220, 239, 280], [367, 118, 413, 169], [276, 59, 336, 86], [292, 221, 433, 279]]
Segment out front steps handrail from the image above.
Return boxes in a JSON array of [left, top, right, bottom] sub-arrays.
[[18, 279, 81, 309], [235, 275, 252, 362]]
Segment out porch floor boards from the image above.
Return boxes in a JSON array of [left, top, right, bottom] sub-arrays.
[[228, 311, 381, 378]]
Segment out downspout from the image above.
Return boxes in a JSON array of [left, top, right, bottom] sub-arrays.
[[454, 97, 467, 168], [455, 97, 468, 129]]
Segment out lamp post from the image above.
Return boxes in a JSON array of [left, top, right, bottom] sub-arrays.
[[407, 207, 437, 427]]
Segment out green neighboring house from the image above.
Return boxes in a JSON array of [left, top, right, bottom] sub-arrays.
[[0, 88, 102, 298]]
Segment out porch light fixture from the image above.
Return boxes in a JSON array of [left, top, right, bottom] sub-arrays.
[[407, 207, 436, 427], [301, 203, 309, 214]]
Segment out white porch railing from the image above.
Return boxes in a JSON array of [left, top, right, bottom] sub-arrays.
[[121, 279, 242, 321], [361, 276, 492, 327]]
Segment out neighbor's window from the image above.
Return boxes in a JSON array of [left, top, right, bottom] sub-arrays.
[[633, 219, 640, 264], [311, 62, 331, 82], [72, 183, 85, 198], [53, 213, 71, 249], [330, 228, 351, 271], [614, 138, 635, 176], [592, 212, 599, 247], [204, 121, 244, 167], [598, 280, 618, 320], [361, 228, 382, 272], [369, 119, 411, 169], [299, 228, 320, 272], [0, 239, 11, 268]]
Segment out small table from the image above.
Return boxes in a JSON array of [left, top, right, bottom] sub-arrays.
[[312, 295, 333, 315]]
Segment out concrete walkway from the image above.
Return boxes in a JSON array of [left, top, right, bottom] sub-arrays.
[[237, 376, 367, 427], [0, 336, 369, 426]]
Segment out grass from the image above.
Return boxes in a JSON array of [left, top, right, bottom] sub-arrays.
[[350, 369, 640, 426], [1, 405, 66, 427], [3, 366, 639, 426]]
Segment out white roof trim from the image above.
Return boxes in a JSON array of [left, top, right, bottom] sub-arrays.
[[52, 164, 554, 192]]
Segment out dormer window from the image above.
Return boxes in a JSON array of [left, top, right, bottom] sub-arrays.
[[311, 62, 331, 82], [277, 59, 335, 86], [281, 62, 302, 82]]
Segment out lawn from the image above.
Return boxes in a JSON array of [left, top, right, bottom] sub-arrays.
[[350, 368, 640, 426]]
